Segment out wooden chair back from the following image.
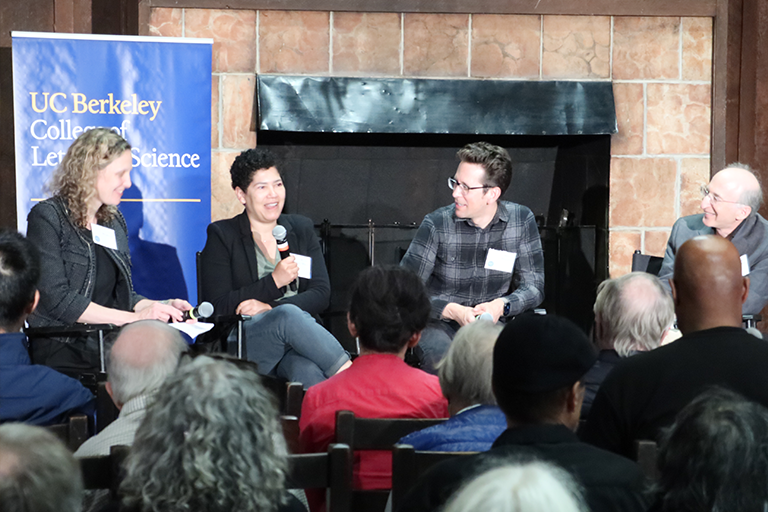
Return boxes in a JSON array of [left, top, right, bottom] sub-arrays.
[[80, 444, 130, 498], [282, 415, 301, 454], [634, 439, 659, 480], [334, 410, 447, 512], [286, 443, 353, 512], [47, 413, 89, 451], [391, 444, 476, 511]]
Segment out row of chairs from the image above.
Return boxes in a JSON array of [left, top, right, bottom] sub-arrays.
[[72, 409, 659, 512]]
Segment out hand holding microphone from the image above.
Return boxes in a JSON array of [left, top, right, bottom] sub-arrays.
[[181, 301, 214, 321], [272, 225, 298, 291]]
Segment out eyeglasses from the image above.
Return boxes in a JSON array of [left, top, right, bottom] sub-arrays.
[[447, 177, 492, 193], [700, 185, 743, 205]]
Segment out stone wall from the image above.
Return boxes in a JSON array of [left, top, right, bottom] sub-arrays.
[[148, 9, 713, 277]]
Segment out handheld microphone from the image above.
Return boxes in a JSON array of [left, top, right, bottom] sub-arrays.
[[272, 225, 297, 292], [182, 301, 214, 321]]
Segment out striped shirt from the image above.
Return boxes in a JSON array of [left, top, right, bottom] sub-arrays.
[[401, 201, 544, 318]]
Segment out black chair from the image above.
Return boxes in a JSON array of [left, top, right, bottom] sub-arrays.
[[80, 444, 130, 499], [631, 250, 664, 275], [47, 413, 90, 451], [391, 444, 476, 511], [194, 251, 249, 359], [634, 439, 658, 481], [334, 410, 448, 512], [25, 323, 118, 377], [96, 380, 120, 433], [286, 443, 353, 512]]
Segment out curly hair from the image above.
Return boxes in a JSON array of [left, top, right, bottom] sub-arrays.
[[348, 266, 431, 353], [50, 127, 132, 228], [119, 356, 288, 512], [230, 147, 280, 191]]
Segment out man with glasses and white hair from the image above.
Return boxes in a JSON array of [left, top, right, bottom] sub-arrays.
[[658, 163, 768, 314], [401, 142, 544, 373]]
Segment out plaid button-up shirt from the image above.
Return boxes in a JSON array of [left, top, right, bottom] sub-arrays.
[[401, 201, 545, 319]]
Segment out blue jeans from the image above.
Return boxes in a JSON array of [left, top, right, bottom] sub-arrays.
[[234, 304, 349, 388], [417, 319, 459, 374]]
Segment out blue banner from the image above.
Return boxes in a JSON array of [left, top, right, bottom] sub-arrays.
[[13, 32, 212, 304]]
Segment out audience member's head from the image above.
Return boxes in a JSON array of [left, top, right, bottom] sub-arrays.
[[443, 461, 588, 512], [655, 386, 768, 512], [0, 229, 40, 333], [671, 235, 748, 333], [348, 266, 431, 355], [594, 272, 674, 356], [106, 320, 188, 409], [457, 142, 513, 196], [492, 314, 596, 430], [437, 319, 503, 415], [120, 356, 287, 512], [0, 423, 83, 512]]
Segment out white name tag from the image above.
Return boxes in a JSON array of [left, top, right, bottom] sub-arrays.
[[294, 253, 312, 279], [741, 254, 750, 277], [91, 224, 118, 250], [485, 249, 516, 273]]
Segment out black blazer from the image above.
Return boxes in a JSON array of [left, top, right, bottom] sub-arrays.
[[200, 211, 330, 316]]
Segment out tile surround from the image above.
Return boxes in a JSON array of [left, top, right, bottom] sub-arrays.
[[403, 14, 469, 77], [149, 8, 714, 277]]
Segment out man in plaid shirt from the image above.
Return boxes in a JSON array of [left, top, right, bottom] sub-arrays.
[[401, 142, 545, 373]]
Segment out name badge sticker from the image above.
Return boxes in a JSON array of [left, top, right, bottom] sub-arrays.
[[741, 254, 750, 277], [485, 249, 516, 274], [91, 224, 118, 250], [294, 254, 312, 279]]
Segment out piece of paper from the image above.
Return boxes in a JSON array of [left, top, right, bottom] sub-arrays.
[[170, 321, 214, 341], [294, 253, 312, 279], [484, 248, 516, 273], [91, 223, 118, 250], [741, 254, 750, 276]]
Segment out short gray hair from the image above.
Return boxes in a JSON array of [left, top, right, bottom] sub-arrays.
[[120, 356, 287, 512], [437, 320, 503, 405], [107, 320, 189, 405], [0, 424, 83, 512], [594, 272, 674, 356], [443, 461, 588, 512], [727, 162, 764, 212]]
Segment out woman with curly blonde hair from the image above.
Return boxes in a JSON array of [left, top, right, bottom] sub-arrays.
[[26, 128, 191, 377]]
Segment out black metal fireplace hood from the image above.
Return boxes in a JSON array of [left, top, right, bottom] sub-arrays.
[[256, 75, 617, 136]]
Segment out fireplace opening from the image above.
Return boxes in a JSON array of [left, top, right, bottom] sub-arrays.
[[255, 76, 614, 347]]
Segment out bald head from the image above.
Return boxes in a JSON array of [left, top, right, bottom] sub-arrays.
[[702, 165, 763, 237], [671, 235, 749, 333], [107, 320, 188, 407]]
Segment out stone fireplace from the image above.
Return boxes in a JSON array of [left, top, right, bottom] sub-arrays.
[[147, 7, 714, 289]]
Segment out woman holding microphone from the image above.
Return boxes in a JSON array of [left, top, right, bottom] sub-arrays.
[[26, 128, 191, 377], [200, 148, 350, 387]]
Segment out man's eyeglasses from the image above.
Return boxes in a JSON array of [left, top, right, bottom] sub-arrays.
[[447, 177, 492, 193], [700, 185, 743, 205]]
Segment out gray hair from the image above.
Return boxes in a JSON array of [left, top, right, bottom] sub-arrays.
[[120, 356, 287, 512], [443, 461, 588, 512], [0, 424, 83, 512], [437, 320, 502, 406], [107, 320, 189, 405], [727, 162, 764, 212], [594, 272, 674, 357]]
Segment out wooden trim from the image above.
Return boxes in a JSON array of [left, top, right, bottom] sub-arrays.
[[737, 0, 759, 165], [138, 0, 716, 16], [711, 0, 743, 174], [138, 0, 152, 35]]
